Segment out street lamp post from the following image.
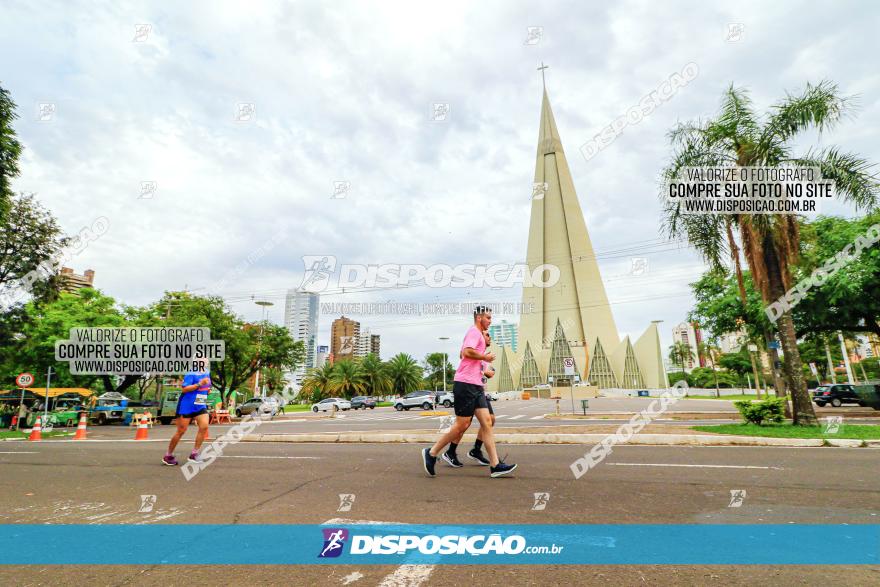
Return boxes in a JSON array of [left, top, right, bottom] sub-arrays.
[[254, 300, 274, 397]]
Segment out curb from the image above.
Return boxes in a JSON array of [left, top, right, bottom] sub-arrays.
[[240, 432, 869, 447]]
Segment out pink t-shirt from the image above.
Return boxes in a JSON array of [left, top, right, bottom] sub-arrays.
[[454, 325, 486, 385]]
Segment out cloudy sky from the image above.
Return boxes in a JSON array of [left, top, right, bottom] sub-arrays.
[[3, 0, 878, 364]]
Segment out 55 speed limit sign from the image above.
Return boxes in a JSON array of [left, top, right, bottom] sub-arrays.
[[15, 372, 34, 388]]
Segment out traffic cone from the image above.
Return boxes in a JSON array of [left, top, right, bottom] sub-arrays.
[[134, 413, 149, 440], [28, 417, 42, 441], [73, 413, 88, 440]]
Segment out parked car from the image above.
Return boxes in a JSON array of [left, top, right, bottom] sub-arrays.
[[435, 391, 454, 407], [813, 384, 865, 407], [486, 391, 499, 401], [236, 397, 281, 417], [393, 390, 435, 411], [350, 396, 376, 410], [311, 398, 351, 412], [88, 392, 129, 425]]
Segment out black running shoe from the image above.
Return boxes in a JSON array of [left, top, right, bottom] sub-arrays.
[[422, 448, 437, 477], [442, 451, 463, 468], [468, 448, 490, 466], [490, 462, 517, 478]]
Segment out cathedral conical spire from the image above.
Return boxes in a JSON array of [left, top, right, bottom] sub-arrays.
[[537, 90, 563, 156], [518, 88, 621, 380]]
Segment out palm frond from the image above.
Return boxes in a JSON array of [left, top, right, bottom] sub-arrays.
[[705, 84, 760, 149], [758, 80, 853, 153], [787, 147, 880, 211]]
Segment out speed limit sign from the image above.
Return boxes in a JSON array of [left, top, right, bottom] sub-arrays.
[[16, 372, 35, 388]]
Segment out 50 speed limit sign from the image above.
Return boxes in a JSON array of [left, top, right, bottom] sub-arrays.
[[15, 372, 34, 388]]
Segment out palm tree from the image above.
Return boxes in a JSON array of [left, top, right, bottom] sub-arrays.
[[262, 366, 289, 395], [329, 360, 367, 399], [662, 81, 879, 425], [357, 353, 392, 396], [385, 353, 424, 395], [669, 342, 695, 376], [699, 340, 722, 397], [300, 362, 335, 402]]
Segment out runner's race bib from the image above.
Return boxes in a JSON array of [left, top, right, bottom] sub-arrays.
[[194, 393, 208, 406]]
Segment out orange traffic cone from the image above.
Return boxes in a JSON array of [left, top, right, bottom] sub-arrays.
[[28, 417, 42, 441], [73, 413, 88, 440], [134, 413, 149, 440]]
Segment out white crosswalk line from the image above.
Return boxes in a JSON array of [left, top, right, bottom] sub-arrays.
[[508, 415, 526, 420], [494, 414, 508, 418]]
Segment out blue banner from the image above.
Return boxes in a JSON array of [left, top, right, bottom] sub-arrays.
[[1, 524, 877, 565]]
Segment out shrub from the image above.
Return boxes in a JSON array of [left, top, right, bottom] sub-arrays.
[[733, 397, 786, 425]]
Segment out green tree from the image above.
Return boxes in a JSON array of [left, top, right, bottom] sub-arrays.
[[668, 342, 694, 375], [792, 213, 880, 337], [689, 270, 769, 342], [356, 353, 391, 396], [0, 83, 24, 219], [156, 292, 304, 406], [301, 362, 335, 402], [7, 288, 133, 392], [0, 193, 67, 303], [662, 81, 880, 424], [386, 353, 423, 394], [698, 340, 722, 396], [718, 349, 754, 381], [262, 366, 289, 394], [688, 269, 775, 400], [330, 360, 367, 399], [423, 352, 453, 390]]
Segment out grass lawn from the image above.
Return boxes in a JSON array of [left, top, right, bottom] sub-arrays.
[[0, 429, 72, 440], [691, 422, 880, 439], [684, 394, 783, 401], [282, 404, 313, 412]]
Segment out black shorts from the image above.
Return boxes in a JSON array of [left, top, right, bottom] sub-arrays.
[[176, 404, 208, 419], [453, 382, 489, 417]]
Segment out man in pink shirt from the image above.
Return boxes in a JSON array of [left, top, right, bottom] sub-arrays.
[[422, 306, 517, 478]]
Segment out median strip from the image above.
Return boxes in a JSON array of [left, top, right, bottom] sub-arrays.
[[239, 431, 862, 447]]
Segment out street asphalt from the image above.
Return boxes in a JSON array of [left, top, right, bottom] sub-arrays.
[[1, 435, 878, 585]]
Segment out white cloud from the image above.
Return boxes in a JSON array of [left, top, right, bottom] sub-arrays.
[[3, 0, 878, 362]]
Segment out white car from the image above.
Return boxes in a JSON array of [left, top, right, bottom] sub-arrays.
[[486, 391, 499, 401], [436, 391, 454, 407], [311, 398, 351, 412]]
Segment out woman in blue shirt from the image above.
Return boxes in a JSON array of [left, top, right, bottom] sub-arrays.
[[163, 359, 211, 466]]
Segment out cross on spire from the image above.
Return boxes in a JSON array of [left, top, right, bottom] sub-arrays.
[[537, 62, 549, 90]]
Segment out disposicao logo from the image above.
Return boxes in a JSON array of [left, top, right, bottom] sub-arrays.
[[319, 528, 349, 558]]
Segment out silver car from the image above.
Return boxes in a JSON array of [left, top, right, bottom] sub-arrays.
[[393, 390, 435, 411], [235, 397, 280, 418]]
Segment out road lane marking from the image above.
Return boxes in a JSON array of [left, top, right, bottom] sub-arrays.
[[323, 518, 434, 586], [0, 451, 39, 454], [607, 463, 783, 470], [530, 415, 545, 419], [218, 455, 321, 459], [508, 415, 526, 420], [378, 564, 433, 587]]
